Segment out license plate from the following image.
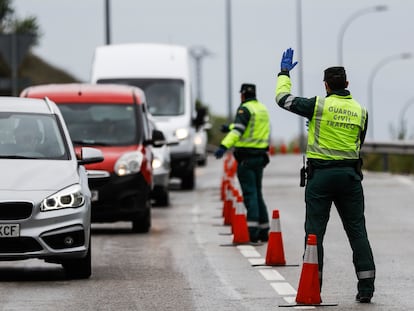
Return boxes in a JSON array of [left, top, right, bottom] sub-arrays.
[[0, 224, 20, 237], [91, 190, 99, 202]]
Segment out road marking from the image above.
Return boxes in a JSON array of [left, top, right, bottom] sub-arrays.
[[270, 282, 296, 295], [258, 269, 285, 281], [236, 245, 261, 257], [248, 258, 265, 265], [234, 244, 314, 308]]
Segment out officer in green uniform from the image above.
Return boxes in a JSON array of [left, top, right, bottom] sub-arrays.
[[275, 48, 375, 303], [215, 83, 271, 243]]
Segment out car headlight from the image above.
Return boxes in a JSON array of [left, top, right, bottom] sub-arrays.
[[41, 184, 85, 211], [152, 156, 163, 170], [194, 135, 203, 145], [175, 128, 189, 140], [114, 151, 143, 176]]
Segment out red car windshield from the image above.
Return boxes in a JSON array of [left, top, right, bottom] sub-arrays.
[[58, 103, 139, 146]]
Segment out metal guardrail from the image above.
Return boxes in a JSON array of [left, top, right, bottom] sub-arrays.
[[361, 140, 414, 155], [361, 140, 414, 171]]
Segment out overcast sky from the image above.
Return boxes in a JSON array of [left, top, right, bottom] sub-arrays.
[[13, 0, 414, 142]]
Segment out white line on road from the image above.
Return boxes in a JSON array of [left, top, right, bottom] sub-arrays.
[[258, 269, 285, 281]]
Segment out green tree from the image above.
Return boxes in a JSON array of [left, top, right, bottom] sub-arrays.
[[0, 0, 40, 42]]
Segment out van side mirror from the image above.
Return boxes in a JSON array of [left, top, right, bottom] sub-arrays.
[[151, 129, 167, 147], [194, 107, 208, 129]]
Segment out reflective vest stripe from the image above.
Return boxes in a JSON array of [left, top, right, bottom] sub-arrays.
[[232, 123, 246, 132], [258, 222, 270, 229], [247, 221, 259, 227], [357, 270, 376, 279], [313, 96, 325, 147], [277, 93, 296, 110]]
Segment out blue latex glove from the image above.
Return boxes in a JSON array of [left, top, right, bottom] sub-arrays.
[[214, 145, 227, 159], [280, 48, 298, 72], [220, 124, 230, 133]]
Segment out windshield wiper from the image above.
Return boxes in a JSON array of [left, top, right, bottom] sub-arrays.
[[72, 140, 111, 146], [0, 155, 39, 159]]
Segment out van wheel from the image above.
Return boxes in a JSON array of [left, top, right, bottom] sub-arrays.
[[181, 168, 195, 190], [132, 202, 151, 233], [62, 242, 92, 279], [156, 188, 170, 207]]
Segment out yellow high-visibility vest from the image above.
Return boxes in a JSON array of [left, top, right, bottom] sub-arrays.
[[222, 100, 270, 149], [307, 95, 367, 160]]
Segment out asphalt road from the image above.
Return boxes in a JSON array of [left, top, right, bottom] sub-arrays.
[[0, 154, 412, 310]]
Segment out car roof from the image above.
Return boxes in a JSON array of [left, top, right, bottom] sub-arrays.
[[0, 96, 59, 115], [20, 83, 146, 104]]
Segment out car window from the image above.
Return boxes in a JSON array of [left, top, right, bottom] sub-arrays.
[[58, 103, 139, 146], [0, 112, 69, 159]]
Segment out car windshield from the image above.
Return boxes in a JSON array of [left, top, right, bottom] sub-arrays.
[[97, 79, 185, 117], [58, 103, 138, 146], [0, 112, 69, 160]]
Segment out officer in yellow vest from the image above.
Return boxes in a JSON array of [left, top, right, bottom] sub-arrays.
[[275, 48, 375, 303], [215, 83, 271, 243]]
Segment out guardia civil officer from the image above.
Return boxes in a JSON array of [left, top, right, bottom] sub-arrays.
[[214, 83, 271, 243], [275, 48, 375, 303]]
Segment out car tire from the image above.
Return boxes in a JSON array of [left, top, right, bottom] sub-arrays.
[[198, 155, 207, 166], [156, 188, 170, 207], [132, 201, 151, 233], [181, 166, 195, 190], [62, 242, 92, 279]]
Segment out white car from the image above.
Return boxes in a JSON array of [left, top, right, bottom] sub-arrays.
[[148, 117, 171, 206], [0, 97, 103, 279]]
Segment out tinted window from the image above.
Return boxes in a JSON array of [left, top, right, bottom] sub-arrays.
[[98, 79, 185, 117], [0, 112, 69, 159], [58, 104, 140, 146]]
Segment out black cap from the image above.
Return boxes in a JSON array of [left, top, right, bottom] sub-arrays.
[[240, 83, 256, 96], [323, 67, 347, 90]]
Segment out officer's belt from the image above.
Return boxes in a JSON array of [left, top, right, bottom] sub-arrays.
[[307, 159, 359, 169]]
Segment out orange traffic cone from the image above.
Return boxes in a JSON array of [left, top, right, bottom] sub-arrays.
[[223, 183, 234, 225], [295, 234, 321, 305], [231, 192, 250, 244], [265, 209, 286, 265]]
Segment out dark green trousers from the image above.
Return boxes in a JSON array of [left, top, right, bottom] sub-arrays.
[[237, 155, 269, 241], [305, 166, 375, 295]]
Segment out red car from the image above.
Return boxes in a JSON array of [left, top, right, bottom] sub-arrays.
[[21, 83, 165, 233]]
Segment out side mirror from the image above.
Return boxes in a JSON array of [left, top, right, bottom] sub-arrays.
[[78, 147, 104, 165], [152, 129, 167, 147], [194, 107, 208, 129]]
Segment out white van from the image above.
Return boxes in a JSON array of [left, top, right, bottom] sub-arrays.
[[91, 43, 206, 190]]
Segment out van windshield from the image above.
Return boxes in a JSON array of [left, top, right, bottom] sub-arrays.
[[58, 104, 138, 146], [97, 79, 185, 117]]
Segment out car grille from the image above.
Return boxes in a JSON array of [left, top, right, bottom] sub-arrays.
[[0, 237, 42, 253], [0, 202, 33, 220]]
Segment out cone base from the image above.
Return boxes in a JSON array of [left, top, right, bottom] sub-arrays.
[[251, 263, 299, 267], [279, 302, 338, 307]]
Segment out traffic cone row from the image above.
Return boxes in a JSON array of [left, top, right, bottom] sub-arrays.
[[218, 154, 327, 306]]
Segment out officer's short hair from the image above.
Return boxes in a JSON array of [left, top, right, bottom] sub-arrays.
[[240, 83, 256, 99], [323, 67, 347, 90]]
